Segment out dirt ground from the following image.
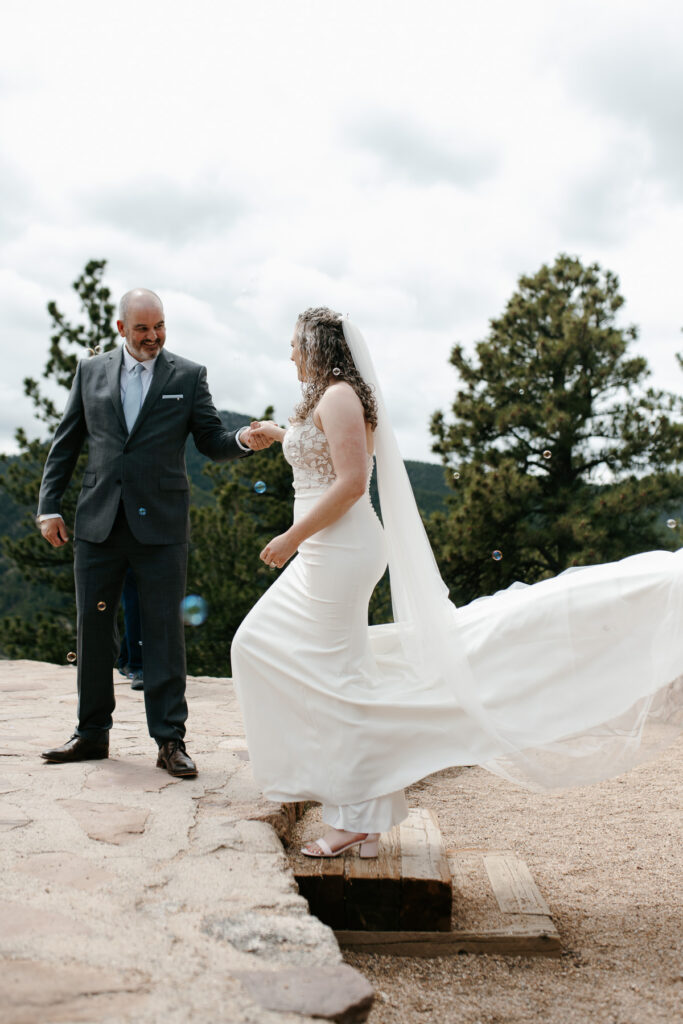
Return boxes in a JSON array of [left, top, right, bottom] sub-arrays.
[[336, 737, 683, 1024]]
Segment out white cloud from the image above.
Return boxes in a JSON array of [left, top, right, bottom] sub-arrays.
[[1, 0, 682, 461]]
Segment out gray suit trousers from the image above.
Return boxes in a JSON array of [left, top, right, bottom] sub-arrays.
[[74, 504, 188, 742]]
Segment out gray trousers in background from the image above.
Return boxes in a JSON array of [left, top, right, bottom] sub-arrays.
[[74, 504, 188, 743]]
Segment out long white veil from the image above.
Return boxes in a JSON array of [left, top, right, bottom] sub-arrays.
[[342, 317, 683, 790], [342, 319, 515, 745]]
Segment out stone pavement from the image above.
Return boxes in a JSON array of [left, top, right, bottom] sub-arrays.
[[0, 660, 374, 1024]]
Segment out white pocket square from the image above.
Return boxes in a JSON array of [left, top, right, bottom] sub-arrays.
[[162, 394, 184, 400]]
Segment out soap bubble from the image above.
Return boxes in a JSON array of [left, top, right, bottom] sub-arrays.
[[666, 518, 677, 529], [181, 595, 208, 626], [518, 388, 525, 395], [66, 651, 77, 663], [87, 348, 95, 357], [332, 367, 342, 376], [96, 601, 106, 611], [492, 550, 503, 562], [542, 450, 552, 460], [94, 345, 102, 354], [253, 480, 267, 494], [138, 507, 147, 516], [453, 472, 460, 480]]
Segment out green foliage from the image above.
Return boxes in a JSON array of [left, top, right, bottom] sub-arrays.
[[0, 261, 118, 662], [429, 254, 683, 604], [184, 408, 294, 675]]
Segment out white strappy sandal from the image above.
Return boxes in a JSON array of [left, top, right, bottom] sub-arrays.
[[301, 832, 380, 859]]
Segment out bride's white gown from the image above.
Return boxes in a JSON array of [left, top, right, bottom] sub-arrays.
[[231, 415, 683, 832]]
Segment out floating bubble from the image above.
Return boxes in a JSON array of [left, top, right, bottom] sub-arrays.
[[94, 345, 102, 354], [542, 450, 552, 460], [332, 367, 342, 377], [253, 480, 267, 494], [87, 348, 96, 356], [181, 595, 208, 626], [138, 507, 147, 516], [453, 472, 460, 480], [492, 550, 503, 561], [518, 388, 525, 395], [66, 651, 77, 663], [96, 601, 106, 611], [667, 518, 677, 529]]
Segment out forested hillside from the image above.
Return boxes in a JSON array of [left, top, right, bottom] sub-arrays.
[[0, 411, 448, 622]]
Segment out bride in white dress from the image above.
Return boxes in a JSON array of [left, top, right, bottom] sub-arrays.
[[231, 308, 683, 858]]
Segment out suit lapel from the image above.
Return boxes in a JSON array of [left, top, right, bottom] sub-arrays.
[[106, 348, 127, 433], [126, 349, 175, 443]]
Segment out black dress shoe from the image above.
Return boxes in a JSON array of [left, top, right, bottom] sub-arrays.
[[42, 733, 109, 763], [156, 739, 197, 777], [129, 670, 144, 691]]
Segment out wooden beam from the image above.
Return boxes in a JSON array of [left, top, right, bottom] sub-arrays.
[[295, 856, 345, 930], [335, 924, 562, 958], [399, 808, 452, 932], [344, 826, 402, 930], [484, 854, 551, 916]]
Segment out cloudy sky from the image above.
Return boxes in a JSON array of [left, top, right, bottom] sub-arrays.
[[2, 0, 682, 461]]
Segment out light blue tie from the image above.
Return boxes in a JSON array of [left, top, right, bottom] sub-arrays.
[[123, 363, 143, 432]]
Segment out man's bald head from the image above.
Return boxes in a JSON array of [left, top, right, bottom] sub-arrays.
[[118, 288, 163, 326], [117, 289, 166, 362]]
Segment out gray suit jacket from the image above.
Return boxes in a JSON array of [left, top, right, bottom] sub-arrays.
[[38, 346, 251, 544]]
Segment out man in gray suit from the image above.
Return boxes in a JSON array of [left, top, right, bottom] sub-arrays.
[[38, 288, 270, 777]]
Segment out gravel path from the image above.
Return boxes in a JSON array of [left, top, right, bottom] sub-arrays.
[[344, 737, 683, 1024]]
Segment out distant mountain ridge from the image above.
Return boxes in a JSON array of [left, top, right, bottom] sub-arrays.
[[190, 412, 450, 515], [0, 411, 449, 619]]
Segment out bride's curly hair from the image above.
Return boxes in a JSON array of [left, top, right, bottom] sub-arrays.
[[291, 307, 378, 428]]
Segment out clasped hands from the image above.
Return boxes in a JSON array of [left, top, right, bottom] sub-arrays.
[[240, 420, 282, 451]]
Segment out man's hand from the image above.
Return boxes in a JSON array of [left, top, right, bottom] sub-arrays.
[[240, 421, 280, 451], [40, 516, 70, 548]]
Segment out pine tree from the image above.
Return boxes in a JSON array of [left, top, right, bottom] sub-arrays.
[[0, 261, 118, 661], [429, 254, 683, 605]]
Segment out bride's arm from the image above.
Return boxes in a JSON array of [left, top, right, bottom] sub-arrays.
[[244, 420, 286, 445], [259, 385, 369, 569]]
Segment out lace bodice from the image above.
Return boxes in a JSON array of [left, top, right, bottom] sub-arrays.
[[283, 415, 373, 492]]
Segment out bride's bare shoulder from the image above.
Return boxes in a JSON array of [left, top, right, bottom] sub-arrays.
[[313, 382, 365, 428]]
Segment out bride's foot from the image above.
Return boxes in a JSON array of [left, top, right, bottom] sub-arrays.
[[301, 828, 380, 859]]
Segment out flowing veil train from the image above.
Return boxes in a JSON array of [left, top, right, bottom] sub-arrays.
[[342, 317, 683, 791]]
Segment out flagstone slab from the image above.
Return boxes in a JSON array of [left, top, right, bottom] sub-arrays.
[[58, 798, 150, 844], [0, 959, 148, 1024], [202, 909, 340, 966], [0, 816, 31, 832], [0, 775, 29, 794], [0, 900, 91, 945], [84, 759, 179, 793], [235, 964, 374, 1023], [14, 852, 115, 890], [0, 681, 50, 692]]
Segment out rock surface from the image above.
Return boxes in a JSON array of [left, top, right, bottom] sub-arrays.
[[235, 965, 375, 1023], [0, 660, 374, 1024]]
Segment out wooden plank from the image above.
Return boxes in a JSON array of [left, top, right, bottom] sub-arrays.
[[335, 925, 562, 958], [293, 855, 345, 930], [399, 808, 452, 932], [292, 807, 453, 932], [484, 854, 551, 916], [344, 825, 402, 930]]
